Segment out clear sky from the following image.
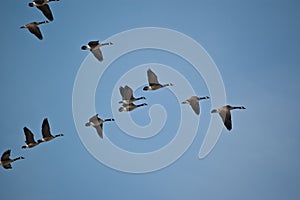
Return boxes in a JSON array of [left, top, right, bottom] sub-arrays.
[[1, 0, 300, 199]]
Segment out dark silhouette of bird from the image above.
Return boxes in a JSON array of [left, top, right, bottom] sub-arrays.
[[20, 21, 49, 40], [37, 118, 63, 144], [0, 150, 24, 169], [211, 105, 246, 130], [22, 127, 39, 148], [28, 0, 59, 21]]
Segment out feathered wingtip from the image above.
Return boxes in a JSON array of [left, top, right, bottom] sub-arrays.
[[28, 2, 34, 7], [81, 46, 88, 50]]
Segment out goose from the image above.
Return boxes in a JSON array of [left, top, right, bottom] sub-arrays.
[[28, 0, 59, 21], [211, 105, 246, 131], [119, 103, 148, 112], [20, 21, 49, 40], [0, 150, 24, 169], [119, 85, 146, 104], [143, 69, 173, 91], [85, 114, 114, 138], [22, 127, 39, 148], [182, 96, 209, 115], [37, 118, 63, 143], [81, 41, 113, 61]]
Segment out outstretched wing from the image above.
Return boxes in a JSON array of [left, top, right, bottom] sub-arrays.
[[119, 86, 125, 99], [219, 110, 232, 130], [42, 118, 52, 137], [94, 124, 103, 138], [189, 99, 200, 115], [3, 164, 12, 169], [28, 25, 43, 40], [1, 149, 11, 161], [37, 4, 54, 21], [147, 69, 159, 85], [91, 48, 103, 61], [23, 127, 36, 144], [124, 85, 134, 100]]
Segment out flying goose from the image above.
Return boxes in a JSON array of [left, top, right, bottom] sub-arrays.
[[22, 127, 39, 148], [119, 85, 146, 104], [37, 118, 63, 143], [20, 21, 49, 40], [211, 105, 246, 131], [119, 103, 148, 112], [182, 96, 209, 115], [143, 69, 173, 91], [85, 114, 114, 138], [28, 0, 59, 21], [0, 150, 24, 169], [81, 41, 113, 61]]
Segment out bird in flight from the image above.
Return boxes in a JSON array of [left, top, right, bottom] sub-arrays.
[[182, 96, 209, 115], [143, 69, 173, 91], [85, 114, 114, 138], [28, 0, 60, 21], [0, 149, 24, 170], [81, 41, 113, 61], [211, 105, 246, 130], [20, 21, 49, 40]]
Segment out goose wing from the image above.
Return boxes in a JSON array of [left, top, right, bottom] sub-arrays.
[[1, 150, 11, 161], [189, 98, 200, 115], [219, 110, 232, 130], [91, 48, 103, 61], [23, 127, 36, 144], [3, 164, 12, 169], [94, 124, 103, 138], [42, 118, 52, 137], [124, 85, 134, 100], [147, 69, 159, 85], [37, 4, 54, 21], [28, 25, 43, 40], [119, 86, 125, 99]]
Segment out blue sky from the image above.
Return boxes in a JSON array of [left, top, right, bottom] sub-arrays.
[[1, 0, 300, 199]]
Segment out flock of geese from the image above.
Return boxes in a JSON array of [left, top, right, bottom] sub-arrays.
[[1, 0, 246, 170], [85, 67, 246, 139]]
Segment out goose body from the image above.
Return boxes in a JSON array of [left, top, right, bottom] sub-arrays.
[[20, 21, 49, 40], [119, 103, 148, 112], [0, 150, 24, 169], [182, 96, 209, 115], [28, 0, 59, 21], [143, 69, 173, 91], [211, 105, 246, 130], [119, 85, 146, 104], [85, 114, 114, 138], [37, 118, 63, 143], [81, 40, 113, 61], [22, 127, 39, 148]]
